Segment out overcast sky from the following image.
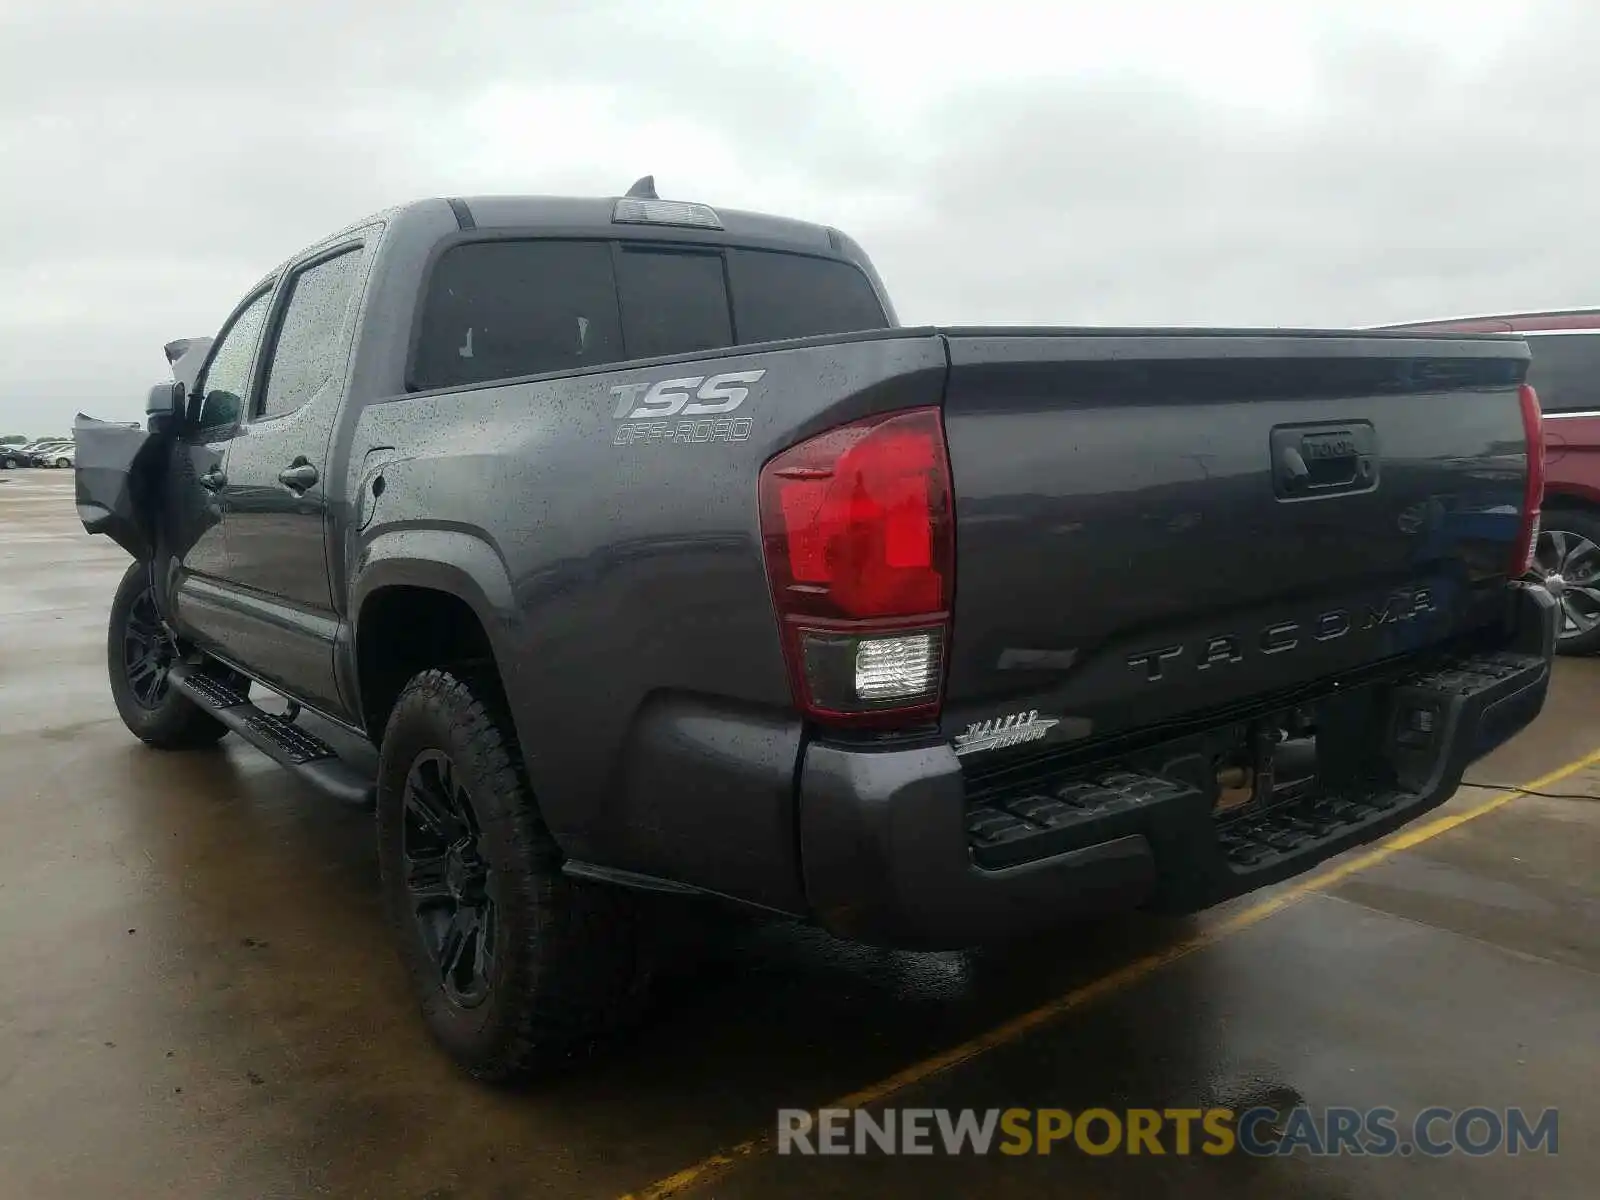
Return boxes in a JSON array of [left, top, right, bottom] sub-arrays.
[[1, 0, 1592, 434]]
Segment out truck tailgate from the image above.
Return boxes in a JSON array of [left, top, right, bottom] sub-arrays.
[[938, 329, 1532, 743]]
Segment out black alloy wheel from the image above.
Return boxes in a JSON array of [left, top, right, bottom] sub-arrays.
[[401, 749, 498, 1009], [123, 584, 176, 708]]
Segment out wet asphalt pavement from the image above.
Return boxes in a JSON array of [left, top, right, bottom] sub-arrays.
[[1, 470, 1596, 1199]]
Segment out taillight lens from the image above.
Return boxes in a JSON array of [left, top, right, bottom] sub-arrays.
[[759, 407, 954, 728], [1513, 383, 1544, 577]]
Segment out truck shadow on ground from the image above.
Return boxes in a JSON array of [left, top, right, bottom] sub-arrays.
[[113, 735, 1320, 1197]]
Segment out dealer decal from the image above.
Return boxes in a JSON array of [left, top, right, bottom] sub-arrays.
[[952, 709, 1061, 756]]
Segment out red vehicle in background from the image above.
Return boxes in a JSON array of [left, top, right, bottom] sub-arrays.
[[1378, 307, 1600, 656]]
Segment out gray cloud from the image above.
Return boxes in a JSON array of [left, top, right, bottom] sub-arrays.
[[877, 2, 1597, 327], [1, 0, 1594, 434]]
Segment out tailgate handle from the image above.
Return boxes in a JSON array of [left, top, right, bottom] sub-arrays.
[[1270, 422, 1377, 500], [1278, 445, 1312, 492]]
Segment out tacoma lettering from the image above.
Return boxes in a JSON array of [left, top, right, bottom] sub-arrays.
[[1127, 588, 1438, 682]]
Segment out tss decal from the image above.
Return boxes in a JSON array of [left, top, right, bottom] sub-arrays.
[[614, 418, 754, 447], [610, 370, 767, 420]]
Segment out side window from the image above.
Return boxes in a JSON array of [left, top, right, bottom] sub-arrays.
[[727, 249, 888, 344], [1524, 333, 1600, 414], [258, 248, 365, 420], [616, 246, 732, 359], [412, 240, 623, 391], [191, 289, 273, 432]]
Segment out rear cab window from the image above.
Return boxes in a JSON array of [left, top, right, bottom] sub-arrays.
[[726, 249, 889, 344], [410, 239, 888, 391], [615, 246, 732, 359], [1524, 332, 1600, 414]]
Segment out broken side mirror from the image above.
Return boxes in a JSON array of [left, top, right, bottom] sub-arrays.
[[146, 380, 185, 435]]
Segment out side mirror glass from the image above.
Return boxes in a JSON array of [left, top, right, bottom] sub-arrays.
[[196, 390, 242, 431]]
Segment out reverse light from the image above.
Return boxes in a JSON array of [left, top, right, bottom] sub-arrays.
[[759, 407, 955, 728], [853, 632, 940, 700], [1513, 383, 1545, 577]]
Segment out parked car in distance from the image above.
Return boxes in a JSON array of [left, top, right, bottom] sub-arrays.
[[0, 445, 42, 469], [21, 439, 74, 467], [1376, 308, 1600, 654]]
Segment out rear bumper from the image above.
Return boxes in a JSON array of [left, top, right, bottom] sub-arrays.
[[798, 583, 1557, 950]]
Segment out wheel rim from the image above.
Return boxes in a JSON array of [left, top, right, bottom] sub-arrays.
[[1535, 527, 1600, 641], [401, 749, 497, 1009], [123, 586, 176, 707]]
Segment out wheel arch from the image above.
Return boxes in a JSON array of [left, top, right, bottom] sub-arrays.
[[349, 529, 517, 737]]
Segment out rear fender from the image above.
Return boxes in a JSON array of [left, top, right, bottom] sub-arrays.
[[72, 414, 168, 561], [345, 528, 516, 713]]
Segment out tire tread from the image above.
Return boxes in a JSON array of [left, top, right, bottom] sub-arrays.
[[379, 667, 644, 1081]]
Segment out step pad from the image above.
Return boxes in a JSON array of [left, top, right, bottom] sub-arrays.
[[1218, 790, 1410, 871], [169, 664, 373, 808], [241, 711, 335, 766], [180, 670, 250, 710], [966, 770, 1202, 869]]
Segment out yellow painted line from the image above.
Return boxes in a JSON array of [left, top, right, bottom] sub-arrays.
[[618, 744, 1600, 1200]]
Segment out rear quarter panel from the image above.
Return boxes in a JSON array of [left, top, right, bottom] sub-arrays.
[[346, 333, 945, 910]]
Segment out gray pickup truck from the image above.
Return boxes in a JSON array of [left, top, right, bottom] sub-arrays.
[[76, 178, 1557, 1080]]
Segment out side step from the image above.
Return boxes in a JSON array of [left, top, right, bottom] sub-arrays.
[[170, 664, 375, 807]]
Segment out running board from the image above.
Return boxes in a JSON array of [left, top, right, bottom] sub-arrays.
[[169, 664, 375, 808]]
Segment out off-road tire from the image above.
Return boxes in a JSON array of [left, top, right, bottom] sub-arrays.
[[107, 559, 231, 749], [376, 668, 647, 1081]]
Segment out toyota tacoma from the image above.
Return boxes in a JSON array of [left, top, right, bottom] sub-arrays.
[[74, 178, 1557, 1079]]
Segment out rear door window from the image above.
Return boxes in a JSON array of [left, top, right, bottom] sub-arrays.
[[727, 249, 888, 344], [258, 247, 364, 419], [1524, 332, 1600, 414], [615, 246, 732, 359], [412, 240, 623, 390]]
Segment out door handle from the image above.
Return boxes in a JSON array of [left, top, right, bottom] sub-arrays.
[[200, 467, 227, 492], [278, 461, 319, 492]]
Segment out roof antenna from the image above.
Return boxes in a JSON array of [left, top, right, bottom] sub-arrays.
[[625, 175, 659, 200]]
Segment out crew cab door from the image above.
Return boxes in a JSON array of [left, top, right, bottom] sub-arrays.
[[209, 242, 368, 719], [73, 286, 272, 644], [153, 286, 276, 650]]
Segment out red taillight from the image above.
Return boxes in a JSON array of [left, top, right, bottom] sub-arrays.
[[1513, 383, 1545, 577], [759, 407, 954, 728]]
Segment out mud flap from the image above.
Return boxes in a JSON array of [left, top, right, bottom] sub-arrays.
[[72, 414, 168, 561]]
